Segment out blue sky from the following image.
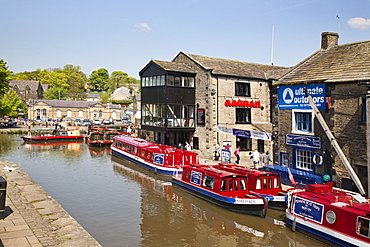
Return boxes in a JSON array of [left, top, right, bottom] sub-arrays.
[[1, 0, 370, 79]]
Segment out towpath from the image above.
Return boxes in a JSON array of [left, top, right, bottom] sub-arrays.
[[0, 159, 101, 247]]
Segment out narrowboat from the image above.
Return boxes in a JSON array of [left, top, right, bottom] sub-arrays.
[[286, 182, 370, 246], [212, 163, 286, 209], [103, 130, 121, 146], [87, 131, 105, 147], [21, 129, 84, 143], [172, 163, 269, 218], [111, 135, 199, 176]]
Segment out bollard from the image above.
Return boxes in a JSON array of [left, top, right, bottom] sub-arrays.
[[0, 176, 7, 219]]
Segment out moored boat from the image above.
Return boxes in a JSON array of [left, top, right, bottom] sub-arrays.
[[212, 163, 286, 209], [21, 129, 84, 143], [285, 182, 370, 246], [103, 130, 121, 146], [111, 135, 199, 176], [172, 163, 269, 218], [87, 131, 105, 147]]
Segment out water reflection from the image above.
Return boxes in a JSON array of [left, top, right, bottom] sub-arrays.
[[88, 146, 111, 158], [21, 142, 83, 153]]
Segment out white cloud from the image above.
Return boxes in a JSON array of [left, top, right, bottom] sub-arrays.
[[348, 17, 370, 29], [133, 23, 152, 32]]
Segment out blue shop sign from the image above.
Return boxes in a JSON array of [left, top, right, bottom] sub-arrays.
[[278, 84, 326, 109], [233, 129, 251, 138], [286, 134, 321, 149]]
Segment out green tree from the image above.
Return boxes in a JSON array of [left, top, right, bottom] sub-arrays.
[[0, 90, 27, 117], [43, 72, 69, 100], [0, 59, 13, 97], [66, 72, 87, 100], [99, 92, 110, 103], [13, 69, 52, 83], [88, 68, 109, 91], [107, 71, 128, 93]]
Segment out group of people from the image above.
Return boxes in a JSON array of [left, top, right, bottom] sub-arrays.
[[213, 142, 272, 169]]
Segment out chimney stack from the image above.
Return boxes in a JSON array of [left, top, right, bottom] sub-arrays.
[[321, 32, 339, 49]]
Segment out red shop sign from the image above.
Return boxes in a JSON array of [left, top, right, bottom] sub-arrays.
[[224, 99, 261, 108]]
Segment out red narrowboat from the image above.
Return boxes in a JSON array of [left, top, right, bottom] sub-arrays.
[[111, 135, 199, 176], [172, 163, 269, 218], [286, 182, 370, 246]]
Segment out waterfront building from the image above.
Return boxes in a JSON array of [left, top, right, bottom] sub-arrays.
[[139, 52, 288, 160], [273, 32, 370, 192], [27, 99, 122, 121]]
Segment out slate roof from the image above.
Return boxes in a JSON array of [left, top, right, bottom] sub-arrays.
[[151, 60, 196, 74], [276, 39, 370, 84], [9, 80, 40, 91], [29, 99, 121, 109], [179, 52, 290, 80]]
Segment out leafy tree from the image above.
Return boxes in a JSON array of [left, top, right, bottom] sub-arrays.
[[88, 68, 109, 90], [0, 90, 27, 117], [0, 59, 13, 97], [107, 71, 128, 94], [66, 72, 87, 100], [13, 69, 52, 83], [99, 92, 110, 103], [43, 72, 69, 100]]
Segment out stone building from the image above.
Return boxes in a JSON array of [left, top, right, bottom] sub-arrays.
[[139, 52, 288, 160], [28, 99, 122, 121], [8, 80, 48, 103], [272, 32, 370, 192]]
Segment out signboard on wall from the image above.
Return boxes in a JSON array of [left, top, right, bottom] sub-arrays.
[[278, 84, 326, 109], [197, 109, 205, 125], [286, 134, 321, 149]]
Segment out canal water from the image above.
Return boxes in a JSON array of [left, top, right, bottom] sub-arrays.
[[0, 134, 327, 247]]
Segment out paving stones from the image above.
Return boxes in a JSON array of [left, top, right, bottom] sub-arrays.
[[0, 159, 101, 247]]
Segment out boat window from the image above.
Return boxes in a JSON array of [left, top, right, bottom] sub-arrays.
[[203, 175, 214, 189], [263, 178, 267, 189], [229, 179, 233, 191], [268, 178, 272, 189], [273, 177, 279, 188], [141, 151, 145, 157], [240, 179, 246, 191], [221, 180, 227, 191], [256, 179, 261, 190], [147, 153, 151, 159], [357, 217, 370, 238], [234, 179, 239, 191]]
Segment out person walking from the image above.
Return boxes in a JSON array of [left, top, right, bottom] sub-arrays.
[[252, 149, 261, 169], [263, 151, 272, 166], [214, 142, 220, 161], [234, 146, 240, 164]]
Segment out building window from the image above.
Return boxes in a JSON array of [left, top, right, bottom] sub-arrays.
[[235, 82, 250, 96], [78, 110, 83, 118], [292, 110, 313, 134], [67, 110, 72, 118], [56, 109, 61, 118], [295, 149, 313, 171], [99, 111, 103, 117], [42, 109, 47, 117], [235, 108, 251, 124], [236, 137, 252, 151]]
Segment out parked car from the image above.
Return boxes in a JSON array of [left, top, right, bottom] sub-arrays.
[[82, 119, 91, 126], [93, 119, 102, 125], [102, 119, 111, 125], [74, 119, 81, 125], [114, 119, 123, 124]]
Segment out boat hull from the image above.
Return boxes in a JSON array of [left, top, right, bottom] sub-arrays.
[[111, 146, 182, 176], [21, 135, 84, 143], [172, 176, 267, 218], [286, 211, 367, 247]]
